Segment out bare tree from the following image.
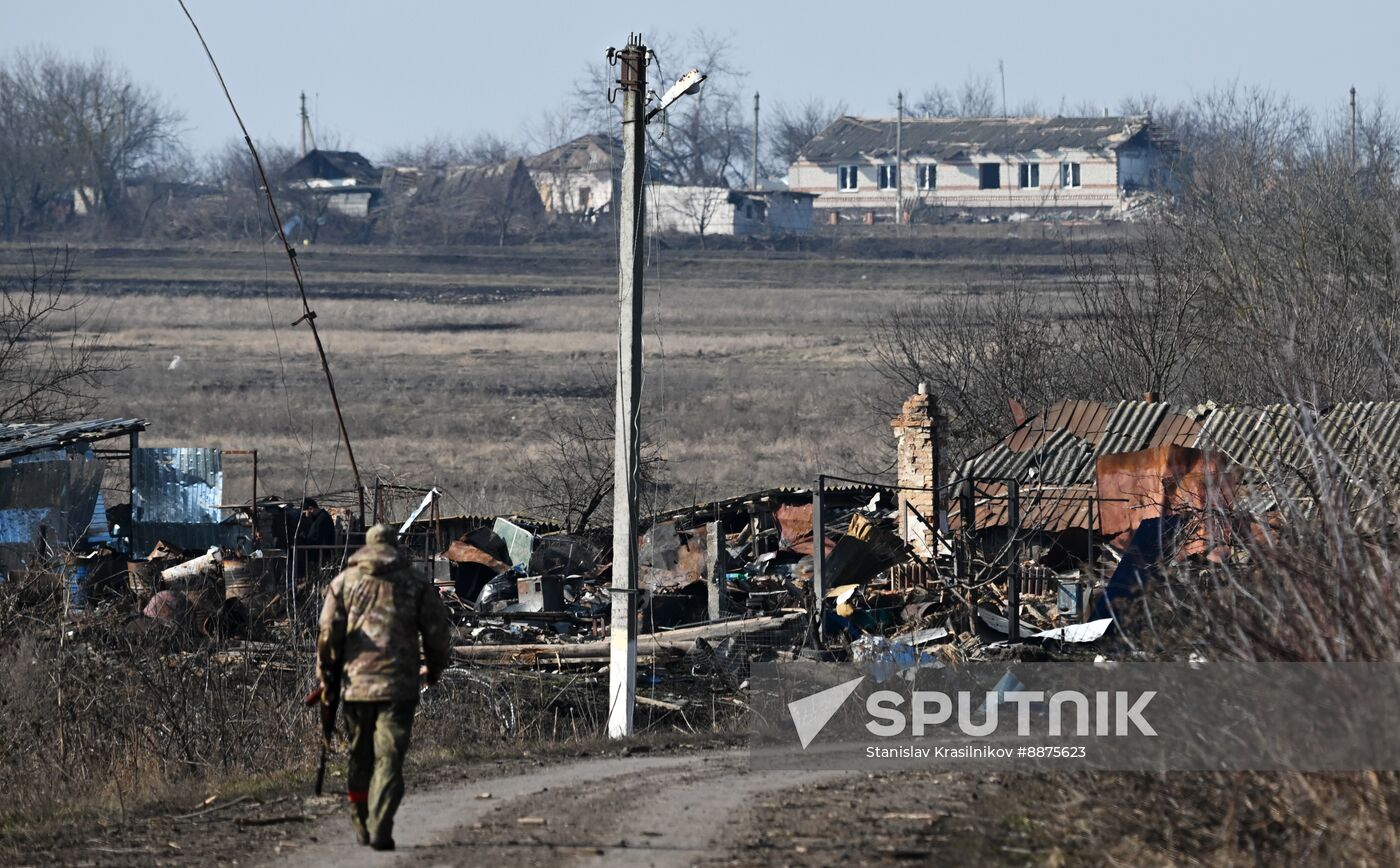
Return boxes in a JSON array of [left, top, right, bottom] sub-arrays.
[[863, 84, 1400, 470], [524, 100, 589, 155], [1068, 231, 1212, 400], [380, 133, 520, 170], [864, 278, 1081, 456], [571, 30, 751, 188], [910, 73, 999, 118], [515, 400, 664, 535], [767, 97, 848, 172], [0, 50, 184, 234], [652, 184, 731, 247], [0, 248, 123, 422]]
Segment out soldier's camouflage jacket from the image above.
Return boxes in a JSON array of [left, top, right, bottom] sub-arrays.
[[317, 544, 453, 702]]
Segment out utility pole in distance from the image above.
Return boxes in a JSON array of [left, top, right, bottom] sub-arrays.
[[752, 92, 760, 190], [895, 90, 904, 226], [607, 36, 706, 740], [299, 91, 316, 157], [1350, 86, 1358, 165]]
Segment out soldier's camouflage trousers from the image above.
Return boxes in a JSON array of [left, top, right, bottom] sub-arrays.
[[343, 700, 416, 844]]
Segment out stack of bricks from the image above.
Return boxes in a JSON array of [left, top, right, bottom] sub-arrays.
[[890, 384, 939, 559]]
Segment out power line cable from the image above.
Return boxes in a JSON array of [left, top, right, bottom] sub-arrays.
[[177, 0, 366, 521]]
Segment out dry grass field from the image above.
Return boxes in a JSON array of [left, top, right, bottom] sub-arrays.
[[0, 226, 1121, 520]]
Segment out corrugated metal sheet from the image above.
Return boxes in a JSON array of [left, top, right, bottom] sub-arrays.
[[1005, 399, 1112, 452], [132, 448, 237, 553], [0, 448, 105, 565], [0, 508, 53, 546], [1148, 411, 1202, 449], [0, 419, 145, 462], [1095, 401, 1171, 459], [949, 482, 1096, 535], [955, 397, 1400, 531]]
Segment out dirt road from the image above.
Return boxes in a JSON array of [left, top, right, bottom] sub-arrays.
[[250, 749, 1051, 868], [16, 745, 1063, 865], [262, 751, 838, 867]]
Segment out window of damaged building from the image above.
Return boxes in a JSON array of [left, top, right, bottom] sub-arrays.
[[1061, 161, 1082, 188]]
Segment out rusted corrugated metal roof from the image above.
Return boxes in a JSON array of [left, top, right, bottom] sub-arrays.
[[949, 482, 1097, 535], [1005, 399, 1111, 452], [955, 398, 1400, 531], [1149, 410, 1202, 449]]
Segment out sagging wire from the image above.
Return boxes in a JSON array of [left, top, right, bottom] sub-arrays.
[[258, 222, 319, 503], [177, 0, 366, 522]]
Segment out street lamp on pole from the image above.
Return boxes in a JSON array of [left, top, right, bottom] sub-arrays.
[[607, 34, 705, 740]]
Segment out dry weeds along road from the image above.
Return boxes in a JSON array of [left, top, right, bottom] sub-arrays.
[[21, 747, 1070, 866]]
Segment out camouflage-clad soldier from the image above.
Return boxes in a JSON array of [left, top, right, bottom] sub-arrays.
[[317, 523, 453, 851]]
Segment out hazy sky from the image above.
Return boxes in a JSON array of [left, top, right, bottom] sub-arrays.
[[4, 1, 1393, 160]]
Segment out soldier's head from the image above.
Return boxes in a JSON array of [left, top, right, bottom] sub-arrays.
[[366, 523, 399, 548], [301, 497, 319, 516]]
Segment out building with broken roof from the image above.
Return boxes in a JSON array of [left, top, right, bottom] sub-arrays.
[[281, 149, 382, 217], [525, 133, 620, 216], [649, 184, 814, 236], [789, 115, 1170, 220]]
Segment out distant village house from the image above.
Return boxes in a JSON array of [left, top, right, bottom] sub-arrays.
[[789, 115, 1169, 220], [282, 149, 383, 217], [526, 134, 619, 217], [649, 185, 815, 237]]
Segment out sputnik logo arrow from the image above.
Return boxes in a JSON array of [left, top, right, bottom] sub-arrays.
[[787, 676, 865, 749]]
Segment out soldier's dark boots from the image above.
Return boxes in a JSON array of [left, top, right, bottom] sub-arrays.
[[370, 835, 396, 851], [351, 806, 370, 846]]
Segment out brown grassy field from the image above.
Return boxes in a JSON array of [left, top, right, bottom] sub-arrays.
[[0, 226, 1119, 519]]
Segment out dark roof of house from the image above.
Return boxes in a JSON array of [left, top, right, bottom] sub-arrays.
[[282, 149, 380, 185], [797, 116, 1150, 163], [0, 419, 148, 462]]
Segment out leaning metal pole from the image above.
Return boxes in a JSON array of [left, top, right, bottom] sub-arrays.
[[608, 36, 647, 739]]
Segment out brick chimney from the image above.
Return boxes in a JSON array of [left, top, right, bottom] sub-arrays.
[[890, 383, 940, 558]]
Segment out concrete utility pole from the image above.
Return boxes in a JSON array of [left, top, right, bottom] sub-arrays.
[[895, 90, 904, 226], [606, 37, 706, 740], [609, 36, 647, 740], [752, 92, 760, 190], [1350, 86, 1358, 165]]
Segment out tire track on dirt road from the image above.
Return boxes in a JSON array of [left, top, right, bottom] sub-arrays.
[[266, 750, 849, 868]]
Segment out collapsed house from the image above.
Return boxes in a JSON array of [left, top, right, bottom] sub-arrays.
[[282, 148, 383, 217], [947, 396, 1400, 630], [525, 133, 621, 217], [23, 388, 1396, 678]]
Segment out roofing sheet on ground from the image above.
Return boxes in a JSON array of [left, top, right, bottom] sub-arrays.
[[132, 448, 237, 554]]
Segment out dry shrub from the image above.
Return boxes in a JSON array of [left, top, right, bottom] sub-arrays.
[[0, 573, 743, 846], [1062, 427, 1400, 865]]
